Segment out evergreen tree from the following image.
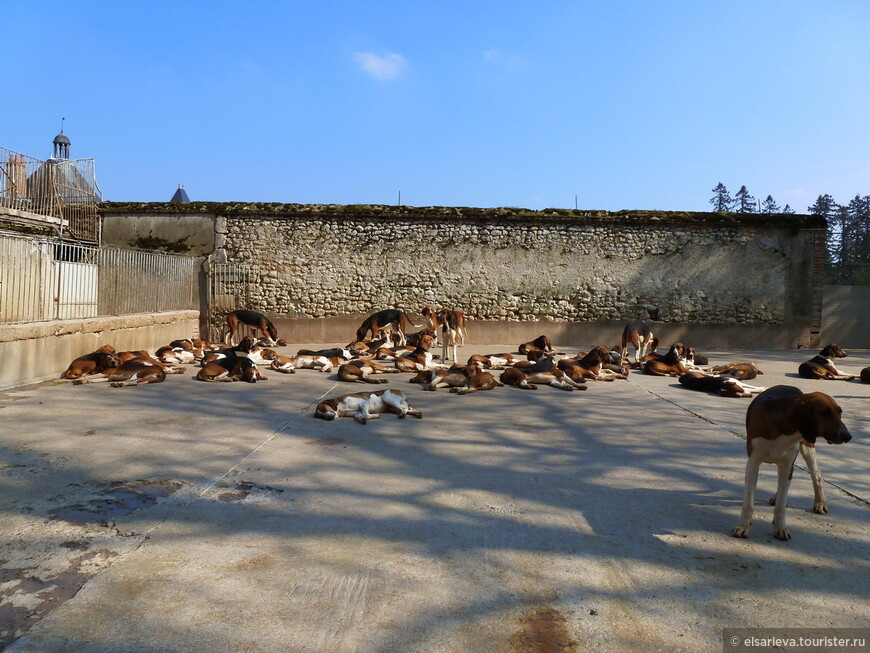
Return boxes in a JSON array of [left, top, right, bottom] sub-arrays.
[[734, 185, 756, 213], [761, 195, 780, 214], [782, 204, 795, 214], [709, 182, 733, 212], [807, 194, 835, 217]]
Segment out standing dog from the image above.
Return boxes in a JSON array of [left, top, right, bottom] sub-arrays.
[[732, 385, 852, 540], [620, 320, 658, 366], [224, 310, 279, 346], [355, 309, 421, 346], [439, 308, 467, 362]]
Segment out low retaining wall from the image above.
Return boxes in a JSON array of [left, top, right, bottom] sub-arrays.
[[272, 317, 814, 350], [0, 311, 199, 391]]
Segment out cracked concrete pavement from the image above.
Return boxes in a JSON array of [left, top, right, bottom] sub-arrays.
[[1, 344, 868, 652]]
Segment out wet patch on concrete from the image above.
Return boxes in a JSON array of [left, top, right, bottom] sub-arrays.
[[508, 607, 578, 652], [214, 480, 284, 503], [305, 436, 345, 446], [0, 549, 119, 649], [47, 479, 186, 524]]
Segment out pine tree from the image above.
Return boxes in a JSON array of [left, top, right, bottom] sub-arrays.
[[734, 186, 756, 213], [782, 204, 795, 214], [807, 194, 835, 216], [761, 195, 780, 214], [709, 182, 732, 212]]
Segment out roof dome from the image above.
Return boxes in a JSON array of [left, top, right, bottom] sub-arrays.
[[53, 132, 70, 145]]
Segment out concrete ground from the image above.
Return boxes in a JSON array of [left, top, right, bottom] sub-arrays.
[[1, 342, 868, 652]]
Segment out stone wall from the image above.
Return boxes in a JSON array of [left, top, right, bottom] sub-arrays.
[[100, 203, 826, 346]]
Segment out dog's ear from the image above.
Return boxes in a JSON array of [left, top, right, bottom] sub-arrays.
[[791, 396, 818, 444]]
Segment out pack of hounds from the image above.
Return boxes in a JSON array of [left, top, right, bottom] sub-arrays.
[[60, 310, 863, 540]]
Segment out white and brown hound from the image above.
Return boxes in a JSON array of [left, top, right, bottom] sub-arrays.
[[708, 361, 763, 381], [61, 346, 121, 382], [314, 389, 423, 424], [438, 307, 467, 362], [732, 385, 852, 540], [620, 320, 658, 366], [501, 356, 586, 391], [558, 346, 629, 382], [338, 360, 403, 384], [642, 343, 689, 377]]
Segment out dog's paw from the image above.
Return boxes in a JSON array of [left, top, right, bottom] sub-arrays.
[[773, 524, 791, 540], [813, 501, 828, 514], [731, 523, 751, 538]]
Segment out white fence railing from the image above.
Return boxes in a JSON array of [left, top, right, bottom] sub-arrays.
[[0, 233, 199, 324]]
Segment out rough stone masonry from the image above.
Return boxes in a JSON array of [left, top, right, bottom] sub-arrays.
[[100, 204, 825, 340]]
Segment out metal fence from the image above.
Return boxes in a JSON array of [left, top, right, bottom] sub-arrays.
[[0, 232, 199, 324], [0, 145, 101, 241], [207, 262, 259, 341]]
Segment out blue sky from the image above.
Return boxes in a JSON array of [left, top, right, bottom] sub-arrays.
[[2, 1, 868, 211]]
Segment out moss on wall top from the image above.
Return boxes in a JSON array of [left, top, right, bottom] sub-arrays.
[[99, 201, 825, 229]]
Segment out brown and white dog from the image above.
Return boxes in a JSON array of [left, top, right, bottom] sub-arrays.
[[196, 337, 266, 383], [224, 310, 279, 346], [501, 357, 587, 391], [355, 309, 421, 346], [394, 335, 440, 372], [518, 335, 555, 355], [558, 346, 629, 382], [438, 308, 467, 362], [708, 361, 763, 381], [61, 346, 121, 381], [314, 389, 423, 424], [798, 344, 854, 380], [338, 360, 403, 384], [642, 343, 689, 377], [466, 353, 517, 369], [732, 385, 852, 540], [620, 320, 658, 366], [270, 354, 332, 374], [678, 371, 766, 398]]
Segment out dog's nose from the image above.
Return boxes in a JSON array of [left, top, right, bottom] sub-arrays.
[[831, 424, 852, 444]]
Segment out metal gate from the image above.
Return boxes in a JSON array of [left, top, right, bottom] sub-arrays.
[[207, 262, 259, 342]]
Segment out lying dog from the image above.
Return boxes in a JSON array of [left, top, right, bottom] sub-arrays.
[[338, 360, 402, 384], [224, 309, 279, 346], [518, 335, 555, 355], [61, 347, 121, 381], [270, 354, 332, 374], [314, 389, 423, 424], [861, 367, 870, 384], [501, 357, 586, 391], [558, 346, 629, 382], [798, 344, 854, 380], [708, 361, 763, 381], [620, 320, 658, 366], [678, 372, 766, 398], [642, 343, 689, 377], [355, 309, 421, 346], [196, 337, 266, 383], [732, 385, 852, 540], [466, 353, 517, 369]]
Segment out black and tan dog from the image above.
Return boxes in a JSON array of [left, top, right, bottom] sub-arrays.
[[708, 361, 763, 381], [518, 335, 555, 355], [798, 344, 854, 380], [224, 310, 279, 346], [355, 309, 421, 346], [678, 371, 766, 398], [732, 385, 852, 540]]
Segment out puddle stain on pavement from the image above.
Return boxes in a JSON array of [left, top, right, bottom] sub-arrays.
[[508, 608, 578, 653], [47, 480, 186, 523], [214, 480, 285, 503]]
